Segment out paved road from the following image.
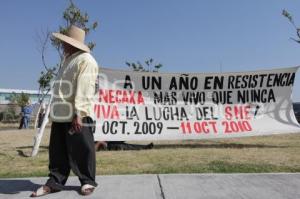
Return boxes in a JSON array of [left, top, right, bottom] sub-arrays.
[[0, 173, 299, 199]]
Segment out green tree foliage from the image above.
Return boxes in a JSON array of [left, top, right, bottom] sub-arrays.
[[0, 93, 23, 122], [50, 0, 98, 60], [0, 93, 29, 122], [126, 58, 163, 72], [0, 107, 18, 122], [9, 92, 30, 107], [38, 0, 98, 94], [282, 9, 300, 43], [38, 68, 56, 93]]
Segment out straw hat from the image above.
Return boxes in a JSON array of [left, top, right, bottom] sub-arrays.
[[52, 25, 90, 53]]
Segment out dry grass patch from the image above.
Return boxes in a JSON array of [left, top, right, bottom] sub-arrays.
[[0, 128, 300, 178]]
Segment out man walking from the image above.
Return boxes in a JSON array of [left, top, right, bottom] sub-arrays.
[[23, 101, 33, 129], [31, 25, 99, 197], [19, 101, 33, 129]]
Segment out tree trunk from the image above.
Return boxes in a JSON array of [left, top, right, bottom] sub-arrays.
[[31, 94, 52, 157], [33, 104, 42, 129]]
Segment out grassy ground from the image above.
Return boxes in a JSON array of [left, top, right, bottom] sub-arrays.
[[0, 128, 300, 178]]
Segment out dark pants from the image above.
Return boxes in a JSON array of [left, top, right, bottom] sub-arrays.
[[37, 113, 45, 128], [23, 116, 30, 129], [18, 117, 24, 129], [46, 117, 97, 190]]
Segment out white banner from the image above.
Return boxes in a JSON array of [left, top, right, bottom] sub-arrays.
[[93, 67, 300, 141]]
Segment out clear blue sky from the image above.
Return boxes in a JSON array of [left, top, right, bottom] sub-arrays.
[[1, 0, 300, 101]]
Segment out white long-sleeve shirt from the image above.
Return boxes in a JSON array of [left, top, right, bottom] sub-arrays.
[[50, 51, 99, 122]]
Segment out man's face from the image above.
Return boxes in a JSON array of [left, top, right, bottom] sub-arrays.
[[62, 42, 73, 55]]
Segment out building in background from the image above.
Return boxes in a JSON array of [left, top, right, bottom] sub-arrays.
[[0, 88, 51, 122], [0, 88, 50, 105]]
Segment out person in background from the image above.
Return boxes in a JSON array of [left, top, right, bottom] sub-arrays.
[[95, 141, 154, 151], [18, 107, 25, 129], [19, 101, 33, 129], [23, 101, 33, 129], [37, 103, 46, 128]]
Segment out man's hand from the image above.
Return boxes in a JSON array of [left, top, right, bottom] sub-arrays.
[[71, 115, 82, 133]]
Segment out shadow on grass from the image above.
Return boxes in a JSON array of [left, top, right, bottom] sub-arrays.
[[15, 146, 48, 157], [16, 146, 49, 150], [16, 150, 30, 157], [154, 143, 288, 149], [0, 179, 81, 195], [15, 143, 288, 157]]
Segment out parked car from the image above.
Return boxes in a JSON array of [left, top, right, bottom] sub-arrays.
[[293, 102, 300, 123]]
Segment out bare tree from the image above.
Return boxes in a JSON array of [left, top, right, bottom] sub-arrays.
[[282, 9, 300, 43], [126, 58, 163, 72]]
